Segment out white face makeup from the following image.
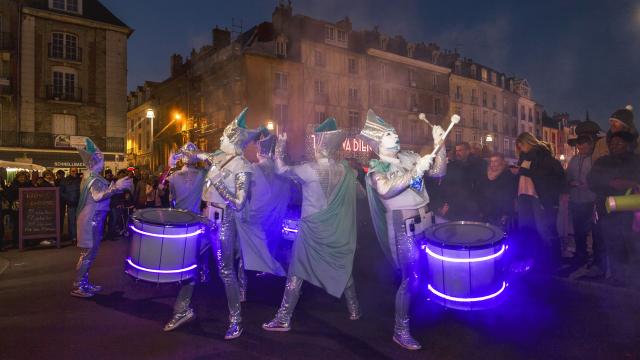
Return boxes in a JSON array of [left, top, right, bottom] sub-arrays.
[[220, 135, 236, 155], [379, 130, 400, 156]]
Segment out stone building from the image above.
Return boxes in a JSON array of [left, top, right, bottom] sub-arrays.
[[0, 0, 131, 171]]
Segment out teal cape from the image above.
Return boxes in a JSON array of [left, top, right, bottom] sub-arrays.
[[235, 165, 288, 276], [365, 169, 400, 269], [289, 162, 357, 298]]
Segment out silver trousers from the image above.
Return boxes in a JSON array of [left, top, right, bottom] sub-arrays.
[[173, 209, 242, 323], [274, 274, 360, 323], [73, 211, 107, 288], [393, 221, 420, 333]]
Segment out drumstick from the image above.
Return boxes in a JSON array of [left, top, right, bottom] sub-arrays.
[[418, 113, 434, 128], [430, 114, 460, 156]]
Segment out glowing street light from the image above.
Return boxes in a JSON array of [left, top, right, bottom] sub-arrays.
[[266, 121, 275, 131], [485, 134, 493, 143], [146, 109, 155, 170]]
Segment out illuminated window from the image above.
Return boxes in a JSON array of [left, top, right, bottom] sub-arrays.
[[481, 68, 488, 82]]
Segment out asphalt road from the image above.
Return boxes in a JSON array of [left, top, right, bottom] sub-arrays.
[[1, 219, 639, 360]]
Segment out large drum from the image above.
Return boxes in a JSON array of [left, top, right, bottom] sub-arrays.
[[126, 208, 208, 283], [423, 221, 508, 310]]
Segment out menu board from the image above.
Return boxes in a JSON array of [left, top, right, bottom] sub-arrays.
[[19, 188, 61, 250]]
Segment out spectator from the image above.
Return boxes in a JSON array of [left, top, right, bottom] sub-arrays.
[[108, 169, 134, 240], [55, 170, 65, 186], [5, 171, 33, 248], [60, 167, 81, 243], [588, 131, 640, 288], [440, 142, 486, 221], [145, 178, 160, 208], [478, 153, 518, 229], [133, 170, 150, 208], [593, 105, 638, 160], [104, 169, 114, 184], [55, 169, 66, 232], [515, 132, 566, 272], [566, 122, 601, 270], [37, 170, 56, 187]]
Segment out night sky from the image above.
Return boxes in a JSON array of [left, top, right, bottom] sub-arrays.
[[102, 0, 640, 129]]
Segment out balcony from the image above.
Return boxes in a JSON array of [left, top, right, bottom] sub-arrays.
[[48, 43, 83, 62], [0, 131, 124, 152], [0, 32, 15, 51], [46, 85, 83, 102]]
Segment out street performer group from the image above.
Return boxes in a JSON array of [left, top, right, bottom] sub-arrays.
[[70, 107, 452, 351]]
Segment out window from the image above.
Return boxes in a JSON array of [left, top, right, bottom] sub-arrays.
[[491, 72, 497, 84], [434, 98, 442, 115], [348, 110, 360, 128], [432, 74, 438, 90], [407, 44, 415, 58], [51, 68, 77, 101], [528, 108, 533, 122], [504, 138, 509, 153], [455, 86, 462, 101], [316, 111, 326, 123], [454, 62, 461, 74], [337, 29, 347, 42], [383, 88, 391, 106], [520, 105, 525, 120], [275, 37, 287, 57], [481, 68, 488, 82], [381, 62, 387, 80], [410, 93, 418, 109], [492, 94, 497, 109], [472, 109, 478, 127], [483, 111, 488, 130], [52, 114, 76, 135], [512, 102, 517, 117], [408, 69, 416, 85], [325, 26, 335, 41], [314, 80, 325, 96], [492, 113, 498, 131], [455, 131, 462, 145], [471, 89, 477, 104], [470, 65, 477, 78], [50, 32, 80, 61], [275, 72, 288, 90], [482, 92, 487, 107], [275, 104, 288, 123], [348, 58, 358, 74], [50, 0, 80, 13], [348, 88, 359, 104], [314, 50, 326, 67]]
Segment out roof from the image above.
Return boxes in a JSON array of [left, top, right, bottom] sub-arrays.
[[24, 0, 130, 30]]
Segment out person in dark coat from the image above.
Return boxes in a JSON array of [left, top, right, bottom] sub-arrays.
[[60, 168, 81, 242], [588, 131, 640, 288], [5, 171, 33, 248], [440, 142, 486, 221], [514, 132, 566, 272], [478, 153, 518, 229]]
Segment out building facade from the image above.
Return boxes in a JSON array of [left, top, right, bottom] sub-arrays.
[[0, 0, 131, 171]]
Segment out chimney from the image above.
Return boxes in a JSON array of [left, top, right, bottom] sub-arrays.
[[212, 26, 231, 51], [170, 53, 183, 77]]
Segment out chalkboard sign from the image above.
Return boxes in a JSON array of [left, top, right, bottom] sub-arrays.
[[19, 188, 61, 250]]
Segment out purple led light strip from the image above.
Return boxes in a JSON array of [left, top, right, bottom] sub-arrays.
[[129, 225, 203, 238], [421, 244, 507, 263], [126, 258, 197, 274], [427, 281, 507, 302], [282, 226, 299, 233]]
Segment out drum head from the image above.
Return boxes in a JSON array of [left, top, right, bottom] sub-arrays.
[[425, 221, 504, 249], [132, 208, 203, 226]]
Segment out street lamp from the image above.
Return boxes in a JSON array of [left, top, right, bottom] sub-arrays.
[[266, 121, 275, 131], [146, 109, 155, 171]]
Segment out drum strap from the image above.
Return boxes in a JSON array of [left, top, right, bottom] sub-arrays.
[[218, 155, 238, 172]]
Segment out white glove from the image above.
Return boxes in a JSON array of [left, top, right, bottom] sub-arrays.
[[114, 177, 133, 191], [432, 125, 445, 145], [416, 154, 435, 175]]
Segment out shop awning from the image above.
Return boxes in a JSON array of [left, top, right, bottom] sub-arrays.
[[0, 160, 46, 171]]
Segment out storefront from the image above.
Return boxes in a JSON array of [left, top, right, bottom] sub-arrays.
[[0, 149, 126, 175]]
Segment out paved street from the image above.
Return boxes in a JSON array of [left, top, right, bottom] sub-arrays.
[[1, 221, 640, 360]]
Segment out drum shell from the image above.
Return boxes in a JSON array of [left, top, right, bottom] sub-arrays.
[[426, 241, 505, 310], [126, 215, 203, 283]]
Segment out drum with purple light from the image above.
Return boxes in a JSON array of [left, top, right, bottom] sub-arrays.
[[423, 221, 508, 310], [126, 208, 207, 283]]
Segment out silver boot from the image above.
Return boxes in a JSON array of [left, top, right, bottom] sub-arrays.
[[70, 285, 95, 298], [393, 319, 422, 350], [224, 321, 243, 340], [163, 308, 195, 332], [262, 317, 291, 332]]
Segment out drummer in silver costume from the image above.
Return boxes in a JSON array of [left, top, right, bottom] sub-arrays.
[[262, 117, 361, 332], [71, 138, 132, 298], [361, 109, 447, 350], [162, 142, 208, 332], [199, 108, 260, 340]]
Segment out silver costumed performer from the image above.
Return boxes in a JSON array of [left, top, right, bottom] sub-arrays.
[[361, 109, 446, 350], [163, 142, 208, 332], [71, 138, 132, 298], [201, 108, 259, 340], [262, 117, 361, 332]]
